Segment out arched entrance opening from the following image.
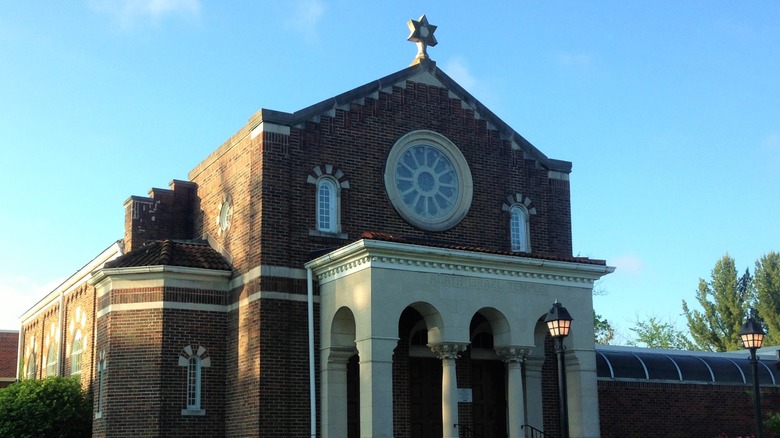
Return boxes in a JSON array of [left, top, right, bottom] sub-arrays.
[[468, 311, 508, 438], [395, 305, 444, 438]]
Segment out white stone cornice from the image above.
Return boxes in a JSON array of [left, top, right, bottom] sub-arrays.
[[90, 265, 232, 297], [305, 239, 614, 287], [20, 241, 124, 324]]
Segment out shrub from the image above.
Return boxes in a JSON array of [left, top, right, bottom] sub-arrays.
[[0, 376, 92, 438]]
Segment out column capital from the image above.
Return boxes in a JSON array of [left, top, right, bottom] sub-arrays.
[[428, 342, 469, 360], [495, 345, 532, 363]]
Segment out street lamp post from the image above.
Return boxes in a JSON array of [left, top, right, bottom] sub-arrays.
[[545, 300, 573, 438], [739, 317, 766, 438]]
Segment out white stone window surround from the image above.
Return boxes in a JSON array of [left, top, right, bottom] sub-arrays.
[[307, 164, 350, 239], [95, 350, 105, 419], [502, 194, 536, 253], [216, 194, 233, 237], [179, 344, 210, 416], [71, 330, 83, 375], [384, 130, 473, 232]]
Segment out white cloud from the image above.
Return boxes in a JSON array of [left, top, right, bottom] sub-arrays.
[[443, 56, 478, 91], [0, 274, 64, 330], [610, 253, 645, 276], [284, 0, 326, 43], [89, 0, 201, 28]]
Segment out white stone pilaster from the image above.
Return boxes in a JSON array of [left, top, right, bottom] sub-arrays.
[[355, 337, 397, 438], [321, 346, 357, 438], [524, 356, 545, 432]]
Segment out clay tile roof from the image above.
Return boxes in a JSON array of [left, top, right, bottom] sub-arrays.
[[360, 232, 608, 266], [104, 240, 232, 271]]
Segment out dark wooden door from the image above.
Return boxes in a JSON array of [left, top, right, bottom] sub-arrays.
[[347, 354, 359, 438], [409, 357, 442, 438], [472, 360, 508, 438]]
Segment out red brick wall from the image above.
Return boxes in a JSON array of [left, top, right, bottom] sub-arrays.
[[63, 284, 98, 389], [0, 331, 19, 387], [95, 289, 228, 437], [186, 80, 573, 278], [599, 380, 780, 438]]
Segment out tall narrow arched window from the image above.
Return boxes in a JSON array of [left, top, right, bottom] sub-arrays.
[[45, 342, 58, 377], [187, 356, 201, 410], [510, 205, 530, 252], [179, 344, 210, 416], [71, 330, 83, 375], [26, 352, 36, 379], [96, 352, 105, 418], [317, 178, 338, 233]]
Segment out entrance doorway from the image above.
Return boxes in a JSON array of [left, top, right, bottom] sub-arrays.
[[471, 359, 508, 437], [409, 357, 443, 438]]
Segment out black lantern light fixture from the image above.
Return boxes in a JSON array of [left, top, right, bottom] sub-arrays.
[[739, 317, 766, 438], [545, 300, 573, 438]]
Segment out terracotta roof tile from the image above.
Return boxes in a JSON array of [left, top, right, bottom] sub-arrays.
[[360, 231, 607, 266], [105, 240, 232, 271]]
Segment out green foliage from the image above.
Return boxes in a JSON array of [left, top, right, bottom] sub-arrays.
[[766, 411, 780, 435], [0, 376, 92, 438], [682, 255, 752, 352], [754, 252, 780, 345], [594, 312, 614, 345], [628, 316, 695, 350]]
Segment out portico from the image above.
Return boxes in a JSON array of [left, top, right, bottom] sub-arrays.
[[307, 237, 613, 438]]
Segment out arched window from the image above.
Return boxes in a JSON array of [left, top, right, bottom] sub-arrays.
[[26, 352, 36, 380], [96, 351, 105, 418], [187, 356, 201, 410], [45, 342, 58, 377], [179, 344, 210, 416], [510, 205, 530, 252], [71, 330, 83, 375], [317, 178, 339, 233]]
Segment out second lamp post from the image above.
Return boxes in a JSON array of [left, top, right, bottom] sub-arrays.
[[545, 300, 573, 438]]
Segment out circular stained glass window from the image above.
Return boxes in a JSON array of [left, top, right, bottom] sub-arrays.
[[384, 130, 473, 231]]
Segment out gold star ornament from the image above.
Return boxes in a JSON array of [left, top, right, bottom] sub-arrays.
[[407, 15, 437, 65]]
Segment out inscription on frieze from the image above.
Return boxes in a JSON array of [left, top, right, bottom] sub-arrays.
[[425, 273, 540, 294]]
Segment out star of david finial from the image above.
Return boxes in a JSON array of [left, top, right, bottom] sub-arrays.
[[407, 15, 438, 66]]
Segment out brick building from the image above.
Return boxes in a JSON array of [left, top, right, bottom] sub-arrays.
[[14, 16, 778, 438], [0, 330, 18, 389]]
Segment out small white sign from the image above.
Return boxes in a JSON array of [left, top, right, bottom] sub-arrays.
[[457, 388, 472, 403]]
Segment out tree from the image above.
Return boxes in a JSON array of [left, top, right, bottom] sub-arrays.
[[0, 376, 92, 437], [682, 254, 753, 352], [594, 312, 614, 345], [754, 251, 780, 345], [628, 316, 695, 350]]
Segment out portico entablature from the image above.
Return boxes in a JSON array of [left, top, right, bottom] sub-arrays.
[[307, 238, 614, 289]]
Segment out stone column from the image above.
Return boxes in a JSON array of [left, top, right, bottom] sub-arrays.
[[430, 342, 468, 438], [355, 336, 398, 438], [321, 346, 357, 438], [564, 349, 601, 438], [524, 356, 545, 432], [496, 346, 531, 438]]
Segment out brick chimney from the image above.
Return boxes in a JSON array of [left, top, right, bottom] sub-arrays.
[[123, 180, 197, 252]]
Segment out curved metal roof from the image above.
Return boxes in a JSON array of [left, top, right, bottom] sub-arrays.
[[596, 347, 779, 385]]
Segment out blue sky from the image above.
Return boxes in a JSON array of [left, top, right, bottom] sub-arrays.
[[1, 2, 778, 343]]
